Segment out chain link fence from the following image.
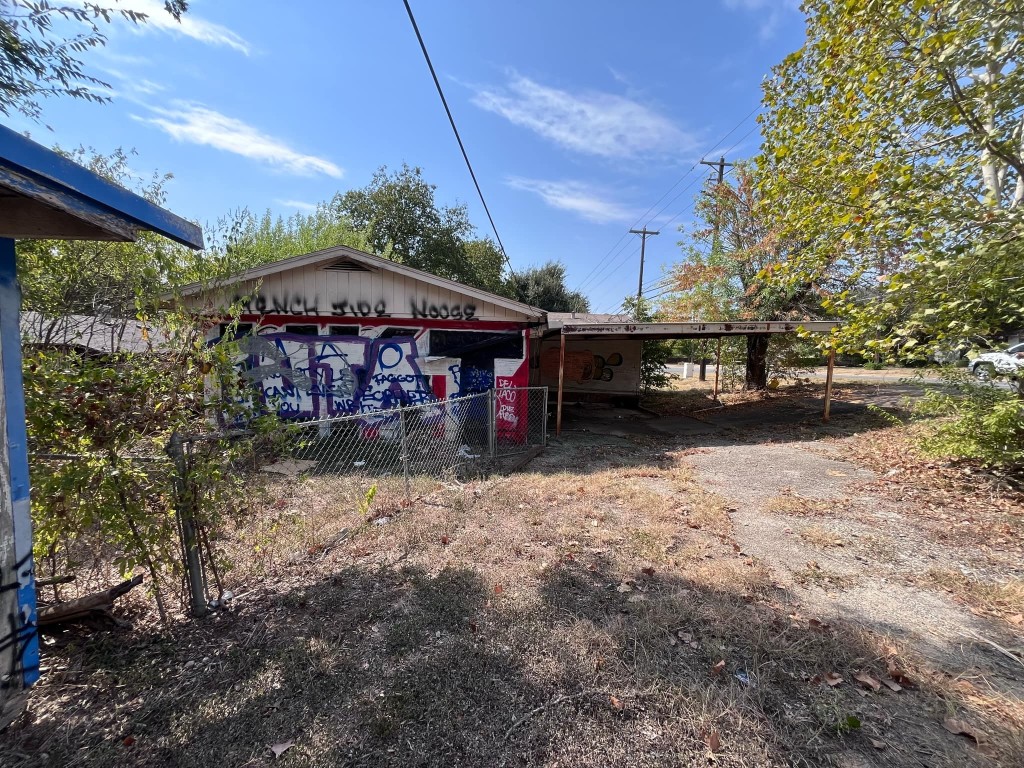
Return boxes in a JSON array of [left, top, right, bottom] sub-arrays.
[[273, 386, 549, 492], [29, 387, 549, 618]]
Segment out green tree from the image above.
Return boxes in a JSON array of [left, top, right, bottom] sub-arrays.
[[186, 204, 372, 285], [332, 163, 506, 291], [1, 1, 188, 121], [621, 295, 672, 392], [17, 147, 183, 332], [506, 261, 590, 312], [758, 0, 1024, 360], [661, 165, 820, 388]]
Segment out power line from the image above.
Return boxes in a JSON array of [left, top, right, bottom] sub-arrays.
[[402, 0, 514, 275], [572, 105, 761, 296]]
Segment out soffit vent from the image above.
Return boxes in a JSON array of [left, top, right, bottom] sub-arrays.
[[322, 258, 372, 272]]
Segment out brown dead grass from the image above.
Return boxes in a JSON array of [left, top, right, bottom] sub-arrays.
[[798, 525, 846, 549], [8, 429, 1023, 768], [922, 568, 1024, 624], [764, 493, 836, 518]]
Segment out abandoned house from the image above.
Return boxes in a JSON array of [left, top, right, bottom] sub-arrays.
[[173, 245, 546, 422]]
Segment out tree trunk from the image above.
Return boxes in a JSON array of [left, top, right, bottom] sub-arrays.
[[745, 335, 769, 390]]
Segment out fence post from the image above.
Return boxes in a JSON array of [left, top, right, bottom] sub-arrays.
[[398, 405, 412, 501], [541, 386, 548, 446], [167, 432, 207, 618], [487, 388, 497, 459]]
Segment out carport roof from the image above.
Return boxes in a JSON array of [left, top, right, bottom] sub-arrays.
[[554, 320, 840, 341]]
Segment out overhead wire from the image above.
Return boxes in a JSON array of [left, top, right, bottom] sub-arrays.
[[402, 0, 515, 276], [572, 105, 761, 296]]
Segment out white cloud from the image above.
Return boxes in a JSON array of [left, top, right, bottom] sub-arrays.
[[471, 72, 696, 160], [114, 0, 251, 54], [276, 199, 319, 213], [722, 0, 801, 40], [506, 177, 634, 223], [135, 102, 344, 178]]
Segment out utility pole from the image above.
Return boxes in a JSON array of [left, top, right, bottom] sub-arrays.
[[696, 156, 733, 380], [629, 227, 659, 306], [699, 156, 734, 253]]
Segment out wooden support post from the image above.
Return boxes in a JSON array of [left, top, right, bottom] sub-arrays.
[[823, 347, 836, 422], [556, 333, 566, 436], [712, 337, 722, 401]]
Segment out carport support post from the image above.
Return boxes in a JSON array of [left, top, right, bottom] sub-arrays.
[[823, 347, 836, 422], [713, 337, 723, 400], [556, 333, 566, 436]]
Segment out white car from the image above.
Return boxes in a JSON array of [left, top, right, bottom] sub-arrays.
[[968, 343, 1024, 380]]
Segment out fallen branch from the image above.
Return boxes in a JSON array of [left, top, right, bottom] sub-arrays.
[[503, 692, 586, 742], [37, 575, 144, 628], [36, 573, 76, 588]]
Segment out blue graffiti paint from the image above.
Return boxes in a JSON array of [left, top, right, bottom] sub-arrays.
[[236, 333, 435, 419]]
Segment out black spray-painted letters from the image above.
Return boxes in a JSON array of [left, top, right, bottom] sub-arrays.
[[410, 299, 476, 321]]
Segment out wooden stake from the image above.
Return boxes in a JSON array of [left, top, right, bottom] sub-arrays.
[[713, 337, 722, 400], [823, 347, 836, 422], [556, 333, 566, 436]]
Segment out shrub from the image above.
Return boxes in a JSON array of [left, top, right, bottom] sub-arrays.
[[912, 368, 1024, 468]]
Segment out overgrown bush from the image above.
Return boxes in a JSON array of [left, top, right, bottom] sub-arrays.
[[25, 317, 286, 620], [912, 369, 1024, 469]]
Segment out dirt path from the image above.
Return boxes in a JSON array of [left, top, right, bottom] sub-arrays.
[[683, 439, 990, 663]]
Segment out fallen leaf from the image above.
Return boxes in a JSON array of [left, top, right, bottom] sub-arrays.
[[122, 736, 136, 747], [881, 678, 902, 693], [641, 566, 655, 577], [824, 672, 844, 687], [440, 535, 449, 545], [943, 718, 987, 744], [869, 738, 886, 750], [616, 583, 633, 593], [705, 729, 722, 752], [270, 741, 295, 758], [678, 631, 694, 643], [610, 695, 624, 711], [887, 661, 913, 687], [1007, 613, 1024, 626], [493, 584, 503, 595], [854, 672, 881, 692], [731, 542, 741, 553], [711, 659, 726, 676]]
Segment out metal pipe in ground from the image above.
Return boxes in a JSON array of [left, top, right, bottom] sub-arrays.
[[167, 432, 207, 618], [398, 405, 412, 501]]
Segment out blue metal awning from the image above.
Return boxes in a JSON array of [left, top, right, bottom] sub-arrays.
[[0, 125, 203, 248]]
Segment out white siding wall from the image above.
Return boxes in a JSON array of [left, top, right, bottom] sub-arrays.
[[190, 262, 531, 323]]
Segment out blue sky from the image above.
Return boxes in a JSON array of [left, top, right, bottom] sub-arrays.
[[8, 0, 807, 314]]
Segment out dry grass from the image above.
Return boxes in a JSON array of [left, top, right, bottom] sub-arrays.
[[6, 429, 1023, 767], [764, 493, 836, 518], [922, 568, 1024, 624], [798, 525, 846, 549]]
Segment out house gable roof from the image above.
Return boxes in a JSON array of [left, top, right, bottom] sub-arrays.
[[173, 244, 544, 320]]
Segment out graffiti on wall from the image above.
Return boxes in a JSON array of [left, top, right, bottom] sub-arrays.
[[0, 551, 38, 689], [238, 333, 434, 418], [539, 343, 639, 393], [231, 294, 479, 321], [447, 363, 494, 396]]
